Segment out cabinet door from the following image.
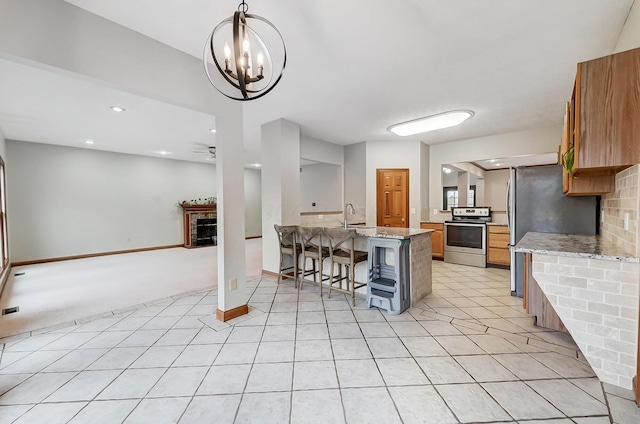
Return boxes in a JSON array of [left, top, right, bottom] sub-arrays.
[[578, 47, 640, 171], [431, 230, 444, 258]]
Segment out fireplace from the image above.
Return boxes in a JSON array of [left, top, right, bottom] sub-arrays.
[[195, 218, 217, 246], [182, 204, 217, 248]]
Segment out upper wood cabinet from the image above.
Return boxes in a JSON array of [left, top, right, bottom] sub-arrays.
[[561, 47, 640, 195]]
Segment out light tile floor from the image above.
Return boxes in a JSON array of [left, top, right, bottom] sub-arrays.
[[0, 261, 638, 423]]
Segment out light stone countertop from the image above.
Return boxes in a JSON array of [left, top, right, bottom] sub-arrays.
[[486, 222, 508, 227], [514, 232, 639, 263], [352, 226, 432, 240]]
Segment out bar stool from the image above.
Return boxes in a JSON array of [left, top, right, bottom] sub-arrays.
[[323, 227, 368, 305], [274, 224, 300, 286], [296, 226, 330, 295]]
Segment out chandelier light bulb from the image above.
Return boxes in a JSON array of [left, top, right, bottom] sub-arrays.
[[242, 37, 250, 54], [257, 52, 264, 66], [223, 42, 231, 59]]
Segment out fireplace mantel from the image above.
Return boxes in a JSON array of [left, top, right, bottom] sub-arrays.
[[182, 204, 217, 248]]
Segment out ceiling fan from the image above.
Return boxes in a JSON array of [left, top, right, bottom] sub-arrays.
[[192, 143, 216, 160]]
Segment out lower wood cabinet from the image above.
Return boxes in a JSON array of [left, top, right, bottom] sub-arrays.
[[487, 225, 510, 266], [420, 223, 444, 259]]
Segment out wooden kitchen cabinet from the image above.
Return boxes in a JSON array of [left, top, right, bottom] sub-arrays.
[[420, 223, 443, 259], [523, 253, 567, 332], [487, 225, 510, 266], [561, 47, 640, 195]]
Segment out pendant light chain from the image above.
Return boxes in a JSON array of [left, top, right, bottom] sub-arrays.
[[238, 1, 248, 13]]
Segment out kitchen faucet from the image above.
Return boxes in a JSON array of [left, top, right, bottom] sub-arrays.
[[343, 202, 355, 229]]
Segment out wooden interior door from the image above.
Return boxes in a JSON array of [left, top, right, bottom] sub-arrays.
[[376, 169, 409, 228]]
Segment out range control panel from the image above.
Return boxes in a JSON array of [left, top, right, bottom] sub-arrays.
[[451, 207, 491, 218]]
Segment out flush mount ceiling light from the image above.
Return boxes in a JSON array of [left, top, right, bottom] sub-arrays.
[[388, 110, 474, 136], [110, 106, 125, 112], [209, 128, 217, 133], [84, 140, 94, 145], [204, 0, 286, 101]]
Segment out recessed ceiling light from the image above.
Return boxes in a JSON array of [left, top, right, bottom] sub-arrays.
[[209, 128, 217, 133], [442, 167, 452, 174], [388, 110, 474, 136], [85, 140, 94, 145], [495, 163, 501, 167], [253, 163, 262, 168], [489, 159, 497, 163], [157, 150, 171, 155], [110, 106, 125, 112]]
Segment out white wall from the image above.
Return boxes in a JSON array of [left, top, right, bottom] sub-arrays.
[[614, 0, 640, 53], [366, 140, 423, 228], [7, 141, 262, 262], [300, 163, 342, 212], [484, 169, 510, 211], [429, 126, 561, 208], [300, 136, 344, 167], [344, 142, 366, 209]]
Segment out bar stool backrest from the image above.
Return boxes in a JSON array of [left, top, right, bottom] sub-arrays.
[[323, 228, 357, 261], [297, 226, 324, 250], [274, 224, 298, 250]]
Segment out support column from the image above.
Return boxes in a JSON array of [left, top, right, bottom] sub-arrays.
[[458, 171, 469, 208], [261, 119, 301, 274], [216, 107, 248, 321]]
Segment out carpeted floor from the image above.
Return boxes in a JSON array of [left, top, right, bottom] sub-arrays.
[[0, 239, 263, 338]]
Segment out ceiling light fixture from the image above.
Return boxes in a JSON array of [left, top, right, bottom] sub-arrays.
[[157, 150, 171, 155], [442, 167, 452, 174], [209, 128, 217, 133], [204, 0, 286, 101], [110, 106, 125, 112], [388, 110, 474, 136], [85, 140, 94, 145]]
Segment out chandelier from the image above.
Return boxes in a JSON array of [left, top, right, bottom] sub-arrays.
[[204, 1, 286, 101]]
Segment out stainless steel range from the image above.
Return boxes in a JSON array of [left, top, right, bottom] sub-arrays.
[[444, 207, 491, 268]]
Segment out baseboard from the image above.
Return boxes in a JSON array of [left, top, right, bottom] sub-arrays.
[[216, 304, 249, 322], [246, 235, 262, 240], [11, 244, 184, 267]]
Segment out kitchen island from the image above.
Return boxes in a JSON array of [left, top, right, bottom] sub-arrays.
[[354, 226, 433, 306], [315, 226, 434, 307], [514, 231, 639, 393]]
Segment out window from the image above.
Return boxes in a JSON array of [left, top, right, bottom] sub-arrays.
[[443, 185, 476, 210], [0, 158, 7, 273]]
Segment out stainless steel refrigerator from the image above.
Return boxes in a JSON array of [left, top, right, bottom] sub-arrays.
[[508, 165, 598, 296]]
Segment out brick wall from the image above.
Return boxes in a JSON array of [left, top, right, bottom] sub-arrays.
[[601, 165, 640, 257], [410, 232, 432, 305], [532, 253, 639, 389]]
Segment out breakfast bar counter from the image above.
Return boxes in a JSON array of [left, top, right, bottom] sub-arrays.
[[514, 231, 639, 392]]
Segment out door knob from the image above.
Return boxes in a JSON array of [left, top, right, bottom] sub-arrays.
[[401, 218, 405, 223]]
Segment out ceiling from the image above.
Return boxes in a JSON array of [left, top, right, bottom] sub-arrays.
[[0, 0, 634, 166]]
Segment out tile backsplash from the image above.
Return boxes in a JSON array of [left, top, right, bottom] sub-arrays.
[[600, 165, 639, 257]]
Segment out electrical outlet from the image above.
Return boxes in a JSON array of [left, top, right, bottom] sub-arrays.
[[411, 207, 416, 214], [229, 278, 237, 291], [433, 209, 438, 215], [624, 213, 629, 231]]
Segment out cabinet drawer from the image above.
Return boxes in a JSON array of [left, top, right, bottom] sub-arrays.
[[488, 233, 510, 249], [421, 223, 444, 231], [488, 225, 509, 234], [487, 247, 510, 265]]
